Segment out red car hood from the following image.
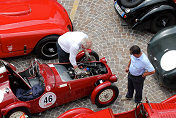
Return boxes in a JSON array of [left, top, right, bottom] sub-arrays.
[[0, 0, 68, 33], [0, 81, 15, 109]]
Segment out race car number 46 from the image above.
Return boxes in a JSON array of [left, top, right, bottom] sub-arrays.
[[39, 92, 56, 108]]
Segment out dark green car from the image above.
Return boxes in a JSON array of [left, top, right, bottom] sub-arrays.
[[148, 26, 176, 88]]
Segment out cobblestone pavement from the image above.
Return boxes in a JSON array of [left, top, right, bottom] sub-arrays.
[[4, 0, 176, 118]]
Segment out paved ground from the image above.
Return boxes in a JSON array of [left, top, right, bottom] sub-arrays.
[[4, 0, 176, 117]]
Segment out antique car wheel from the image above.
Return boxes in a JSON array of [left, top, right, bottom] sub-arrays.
[[95, 85, 119, 107], [78, 51, 99, 62], [6, 108, 30, 118], [35, 35, 59, 60], [119, 0, 144, 8], [151, 12, 176, 33]]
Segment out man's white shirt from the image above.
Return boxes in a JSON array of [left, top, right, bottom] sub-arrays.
[[58, 31, 88, 66]]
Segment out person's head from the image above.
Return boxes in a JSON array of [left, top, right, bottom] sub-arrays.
[[81, 37, 92, 49], [130, 45, 142, 58]]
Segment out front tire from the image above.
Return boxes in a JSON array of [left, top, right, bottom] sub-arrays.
[[35, 35, 59, 60], [95, 84, 119, 107], [6, 108, 30, 118], [78, 50, 99, 62], [151, 12, 176, 33]]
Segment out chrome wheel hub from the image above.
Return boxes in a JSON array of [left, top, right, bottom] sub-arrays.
[[99, 89, 113, 102]]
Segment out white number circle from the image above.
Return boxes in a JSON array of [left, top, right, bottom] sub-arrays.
[[0, 90, 4, 103], [39, 92, 56, 108]]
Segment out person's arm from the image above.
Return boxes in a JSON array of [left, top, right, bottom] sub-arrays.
[[142, 59, 155, 77], [142, 70, 155, 77], [125, 59, 131, 73], [69, 46, 79, 68]]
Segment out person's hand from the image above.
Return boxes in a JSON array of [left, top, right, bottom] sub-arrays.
[[125, 67, 129, 73], [75, 68, 87, 75], [142, 72, 148, 77], [85, 50, 91, 61]]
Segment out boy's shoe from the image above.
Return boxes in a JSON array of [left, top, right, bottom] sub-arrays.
[[121, 96, 132, 101]]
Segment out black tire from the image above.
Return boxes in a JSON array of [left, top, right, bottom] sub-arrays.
[[94, 84, 119, 108], [35, 35, 59, 60], [151, 12, 176, 33], [78, 50, 99, 62], [6, 108, 30, 118], [120, 0, 144, 8]]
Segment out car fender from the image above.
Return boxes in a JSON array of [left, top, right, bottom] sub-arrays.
[[161, 94, 176, 103], [76, 49, 92, 61], [1, 101, 31, 116], [133, 4, 176, 28], [91, 81, 111, 104], [57, 108, 94, 118]]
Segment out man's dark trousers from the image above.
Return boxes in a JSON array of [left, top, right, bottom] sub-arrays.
[[126, 73, 145, 103], [56, 42, 69, 63]]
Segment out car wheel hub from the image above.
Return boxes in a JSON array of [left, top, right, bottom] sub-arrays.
[[99, 89, 113, 102], [48, 48, 55, 53], [41, 42, 57, 57], [161, 19, 167, 27], [9, 111, 25, 118]]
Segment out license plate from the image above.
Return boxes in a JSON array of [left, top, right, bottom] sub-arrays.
[[114, 1, 125, 17]]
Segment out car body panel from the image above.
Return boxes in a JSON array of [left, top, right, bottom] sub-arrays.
[[114, 0, 176, 30], [58, 95, 176, 118], [133, 4, 176, 28], [147, 25, 176, 88], [0, 58, 117, 117], [0, 0, 72, 58]]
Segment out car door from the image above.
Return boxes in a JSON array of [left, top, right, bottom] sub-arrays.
[[68, 76, 97, 101]]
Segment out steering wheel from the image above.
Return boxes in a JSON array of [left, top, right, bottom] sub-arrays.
[[135, 103, 146, 118], [29, 59, 39, 77]]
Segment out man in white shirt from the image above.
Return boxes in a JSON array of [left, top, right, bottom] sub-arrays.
[[56, 31, 92, 74], [124, 45, 155, 103]]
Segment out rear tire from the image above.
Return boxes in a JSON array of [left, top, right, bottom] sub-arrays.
[[151, 12, 176, 33], [119, 0, 144, 8], [35, 35, 59, 60]]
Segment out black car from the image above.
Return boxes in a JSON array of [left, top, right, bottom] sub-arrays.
[[147, 25, 176, 88], [114, 0, 176, 33]]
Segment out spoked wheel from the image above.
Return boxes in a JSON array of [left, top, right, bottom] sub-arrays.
[[6, 108, 30, 118], [35, 35, 59, 60], [78, 50, 99, 62], [95, 85, 119, 107], [151, 12, 176, 33]]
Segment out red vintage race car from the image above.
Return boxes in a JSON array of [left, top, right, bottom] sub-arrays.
[[0, 0, 73, 59], [0, 58, 119, 118], [58, 95, 176, 118]]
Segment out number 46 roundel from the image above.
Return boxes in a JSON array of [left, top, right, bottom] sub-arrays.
[[39, 92, 56, 108]]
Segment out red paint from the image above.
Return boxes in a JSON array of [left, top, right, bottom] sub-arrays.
[[0, 0, 72, 58], [0, 58, 117, 117], [58, 95, 176, 118], [91, 81, 111, 104]]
